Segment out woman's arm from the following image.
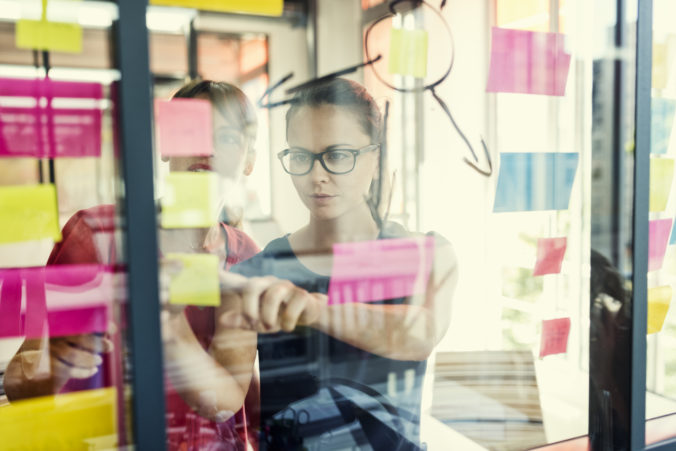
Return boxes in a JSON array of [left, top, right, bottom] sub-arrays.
[[161, 308, 256, 422], [310, 238, 458, 361], [5, 334, 111, 401]]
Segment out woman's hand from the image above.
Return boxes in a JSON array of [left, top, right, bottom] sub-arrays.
[[47, 333, 113, 380], [218, 272, 325, 333]]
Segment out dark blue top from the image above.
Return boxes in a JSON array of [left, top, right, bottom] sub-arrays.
[[231, 223, 431, 450]]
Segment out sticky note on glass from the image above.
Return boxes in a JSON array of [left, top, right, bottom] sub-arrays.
[[0, 388, 117, 450], [653, 42, 669, 90], [16, 19, 82, 53], [493, 152, 579, 212], [388, 28, 429, 79], [486, 27, 571, 96], [0, 184, 61, 244], [166, 253, 220, 306], [0, 265, 113, 339], [0, 77, 103, 158], [533, 237, 567, 276], [652, 98, 676, 155], [649, 219, 673, 272], [539, 317, 571, 358], [328, 236, 434, 305], [648, 286, 672, 334], [161, 172, 220, 229], [149, 0, 283, 16], [155, 99, 213, 158], [650, 158, 674, 211]]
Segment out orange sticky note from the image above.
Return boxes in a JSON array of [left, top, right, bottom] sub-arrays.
[[648, 286, 672, 334], [388, 28, 429, 79], [0, 184, 61, 244], [166, 253, 220, 307], [161, 172, 220, 229], [650, 158, 674, 212], [0, 388, 117, 450], [149, 0, 283, 16]]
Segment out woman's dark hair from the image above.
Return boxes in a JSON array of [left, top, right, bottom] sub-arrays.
[[173, 80, 257, 145], [285, 78, 383, 144]]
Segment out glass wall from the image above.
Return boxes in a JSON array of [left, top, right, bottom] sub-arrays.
[[0, 0, 673, 450], [0, 1, 135, 448]]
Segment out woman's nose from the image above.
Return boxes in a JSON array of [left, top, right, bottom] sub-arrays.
[[308, 158, 330, 182]]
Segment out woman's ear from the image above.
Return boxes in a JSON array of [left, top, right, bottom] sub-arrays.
[[243, 150, 256, 176]]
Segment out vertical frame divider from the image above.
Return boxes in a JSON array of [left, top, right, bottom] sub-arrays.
[[112, 0, 167, 448], [631, 0, 652, 448]]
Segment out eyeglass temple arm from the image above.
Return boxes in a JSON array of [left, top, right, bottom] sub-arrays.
[[430, 87, 493, 177]]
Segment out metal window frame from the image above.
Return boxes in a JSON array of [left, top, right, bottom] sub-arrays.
[[113, 0, 167, 448]]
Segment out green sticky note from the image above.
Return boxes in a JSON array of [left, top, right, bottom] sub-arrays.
[[161, 172, 220, 229], [648, 286, 672, 334], [16, 20, 83, 54], [167, 253, 220, 306], [650, 158, 675, 212], [0, 184, 61, 244], [388, 28, 429, 79]]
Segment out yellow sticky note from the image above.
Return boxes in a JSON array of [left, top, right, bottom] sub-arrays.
[[650, 158, 674, 212], [16, 19, 83, 53], [654, 43, 668, 90], [167, 252, 220, 306], [161, 172, 220, 229], [0, 184, 61, 244], [150, 0, 283, 16], [0, 387, 117, 450], [648, 286, 672, 334], [388, 28, 429, 79]]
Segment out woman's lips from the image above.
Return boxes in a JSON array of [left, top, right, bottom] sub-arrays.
[[188, 163, 212, 172], [309, 194, 336, 204]]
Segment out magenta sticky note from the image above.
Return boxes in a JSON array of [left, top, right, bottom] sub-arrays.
[[0, 264, 112, 339], [0, 270, 22, 337], [155, 98, 214, 158], [539, 317, 571, 358], [0, 78, 103, 99], [0, 77, 103, 158], [533, 237, 567, 276], [486, 27, 571, 96], [328, 236, 435, 305], [649, 219, 673, 272]]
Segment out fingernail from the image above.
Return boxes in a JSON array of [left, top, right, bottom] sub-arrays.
[[94, 355, 103, 366]]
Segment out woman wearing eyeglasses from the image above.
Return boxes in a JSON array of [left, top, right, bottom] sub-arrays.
[[222, 77, 458, 450]]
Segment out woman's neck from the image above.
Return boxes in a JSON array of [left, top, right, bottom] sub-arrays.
[[296, 205, 379, 253]]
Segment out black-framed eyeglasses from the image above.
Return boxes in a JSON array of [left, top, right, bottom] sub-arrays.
[[277, 144, 380, 176]]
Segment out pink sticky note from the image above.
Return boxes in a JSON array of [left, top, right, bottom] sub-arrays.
[[649, 219, 673, 272], [328, 236, 434, 305], [486, 27, 571, 96], [539, 317, 571, 358], [155, 98, 213, 158], [0, 77, 103, 158], [0, 264, 113, 339], [533, 237, 567, 276]]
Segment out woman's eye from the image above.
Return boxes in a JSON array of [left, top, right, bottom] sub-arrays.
[[326, 151, 349, 161], [217, 134, 240, 146], [290, 153, 309, 162]]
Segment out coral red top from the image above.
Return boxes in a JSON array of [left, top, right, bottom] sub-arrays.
[[48, 205, 260, 450]]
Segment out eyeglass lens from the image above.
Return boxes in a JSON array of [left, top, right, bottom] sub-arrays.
[[282, 149, 355, 175]]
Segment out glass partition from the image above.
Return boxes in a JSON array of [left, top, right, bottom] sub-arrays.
[[0, 1, 135, 448]]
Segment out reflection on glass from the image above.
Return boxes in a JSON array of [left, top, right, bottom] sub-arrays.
[[646, 0, 676, 444]]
